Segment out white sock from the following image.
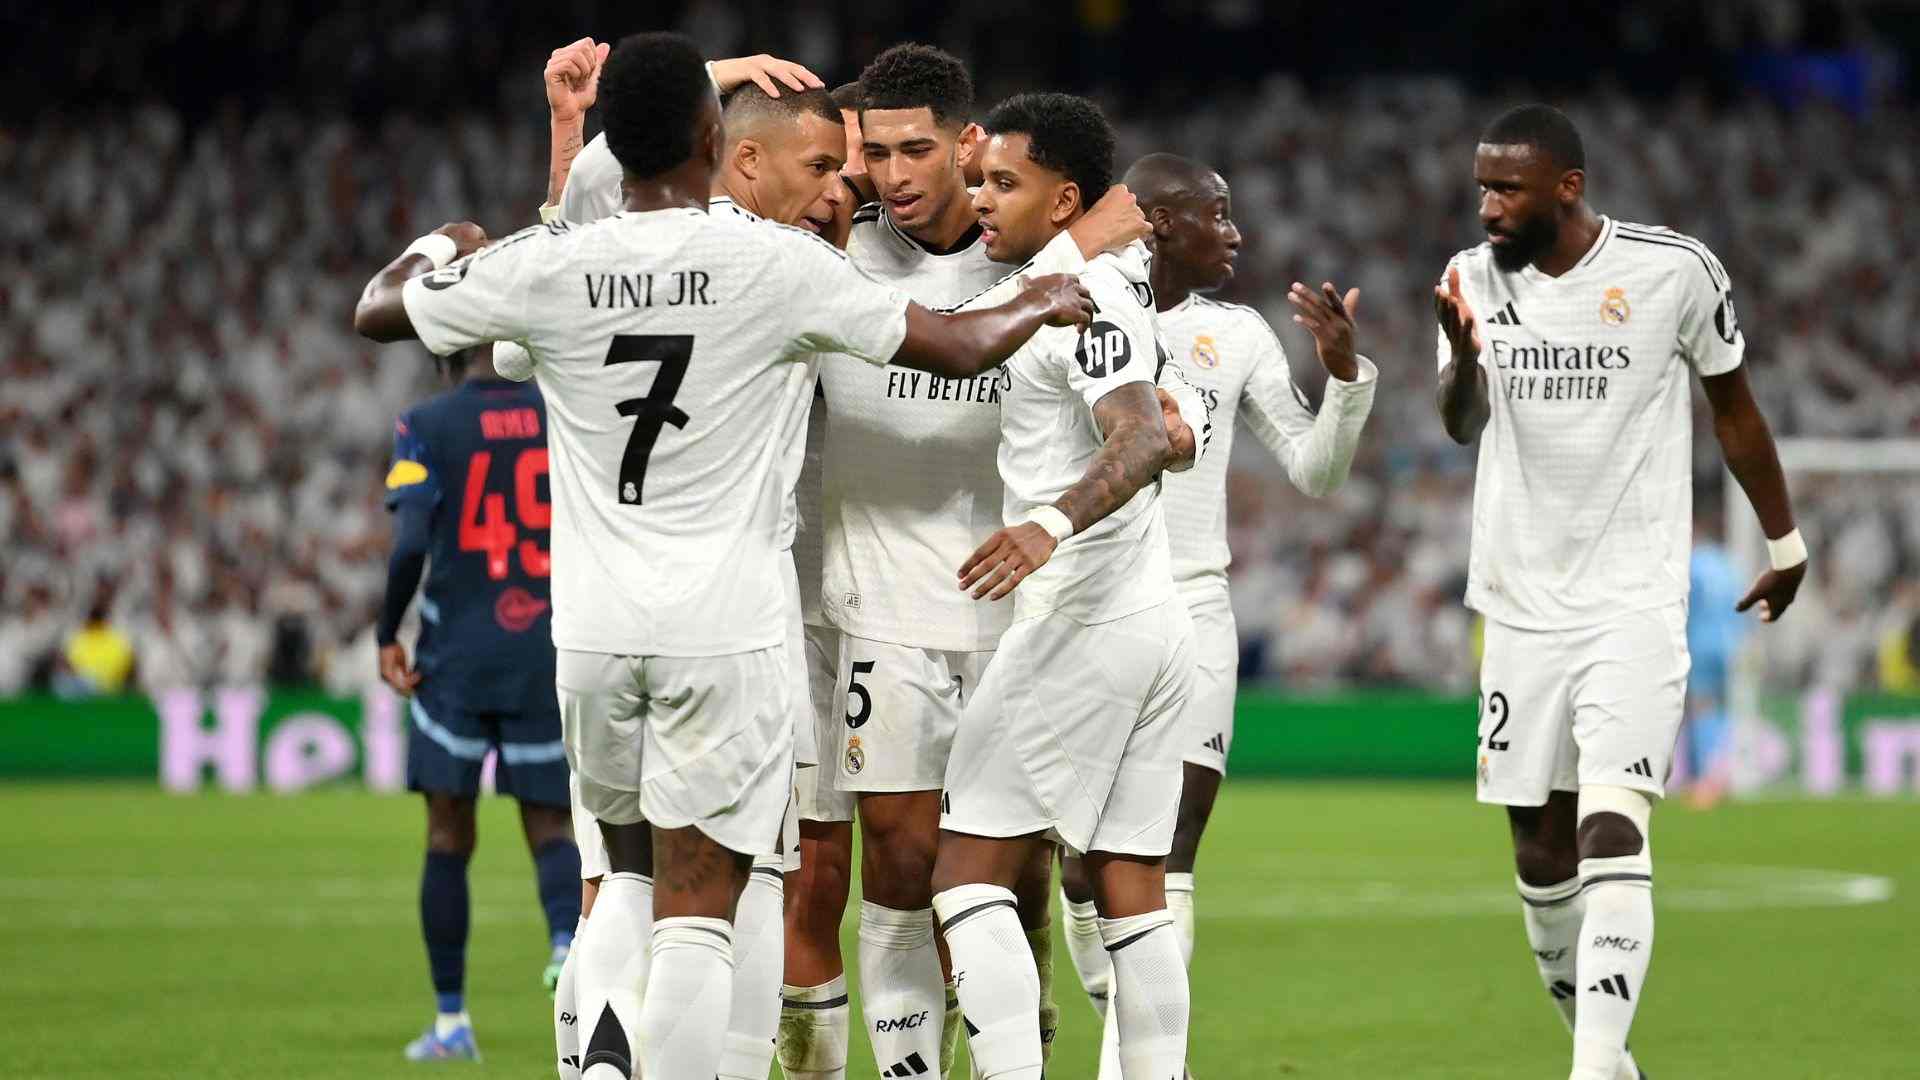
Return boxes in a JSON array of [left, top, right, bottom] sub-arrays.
[[434, 1010, 471, 1038], [1519, 876, 1585, 1034], [1060, 891, 1110, 1018], [1164, 873, 1196, 968], [719, 866, 785, 1078], [778, 975, 850, 1080], [639, 916, 735, 1080], [1100, 911, 1189, 1080], [555, 915, 584, 1080], [932, 884, 1042, 1080], [576, 873, 651, 1080], [1571, 857, 1655, 1080], [858, 901, 945, 1078]]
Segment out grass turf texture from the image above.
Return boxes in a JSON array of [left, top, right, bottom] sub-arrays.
[[0, 780, 1911, 1079]]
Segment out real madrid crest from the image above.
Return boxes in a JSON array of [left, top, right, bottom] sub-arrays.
[[1191, 334, 1220, 369], [1600, 287, 1630, 327], [845, 735, 865, 776]]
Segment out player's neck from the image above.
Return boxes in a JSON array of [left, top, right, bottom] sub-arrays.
[[902, 178, 980, 252], [1152, 263, 1200, 312], [714, 170, 758, 217], [620, 166, 710, 215], [1532, 206, 1604, 278]]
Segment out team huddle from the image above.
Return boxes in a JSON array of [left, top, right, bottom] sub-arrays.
[[353, 28, 1806, 1080]]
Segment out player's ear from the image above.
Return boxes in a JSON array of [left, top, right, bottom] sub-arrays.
[[954, 122, 983, 169], [1559, 167, 1585, 207], [1050, 181, 1082, 227], [734, 138, 762, 182]]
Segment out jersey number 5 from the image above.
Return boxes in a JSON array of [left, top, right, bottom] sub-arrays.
[[604, 334, 693, 504]]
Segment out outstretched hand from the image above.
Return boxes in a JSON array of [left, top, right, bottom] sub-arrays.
[[1736, 562, 1806, 623], [1433, 265, 1482, 363], [709, 54, 823, 98], [1289, 280, 1362, 381]]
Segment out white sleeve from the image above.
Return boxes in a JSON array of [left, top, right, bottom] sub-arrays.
[[1240, 316, 1377, 498], [1068, 272, 1158, 414], [400, 226, 546, 357], [1154, 358, 1212, 464], [779, 228, 911, 364], [556, 134, 623, 223], [942, 228, 1087, 313], [1677, 243, 1744, 377]]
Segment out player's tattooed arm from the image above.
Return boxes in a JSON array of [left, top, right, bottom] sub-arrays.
[[1434, 266, 1490, 444], [353, 222, 488, 342], [544, 37, 610, 207], [958, 382, 1172, 601], [1701, 365, 1806, 621], [892, 274, 1095, 379], [1060, 382, 1176, 533]]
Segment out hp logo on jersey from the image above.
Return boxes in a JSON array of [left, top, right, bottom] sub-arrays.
[[1075, 320, 1132, 378]]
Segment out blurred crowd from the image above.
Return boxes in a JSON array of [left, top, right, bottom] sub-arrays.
[[5, 76, 1919, 697]]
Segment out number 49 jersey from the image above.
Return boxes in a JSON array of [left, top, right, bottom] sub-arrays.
[[386, 378, 554, 706], [401, 211, 910, 657]]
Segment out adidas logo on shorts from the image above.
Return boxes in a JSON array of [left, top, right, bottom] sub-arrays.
[[1625, 757, 1654, 778], [1202, 732, 1226, 754]]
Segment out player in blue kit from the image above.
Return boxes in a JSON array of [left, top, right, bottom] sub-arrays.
[[379, 344, 582, 1062]]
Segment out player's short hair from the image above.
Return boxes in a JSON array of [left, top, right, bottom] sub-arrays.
[[983, 92, 1115, 205], [1123, 152, 1220, 209], [830, 81, 863, 113], [599, 32, 713, 179], [1481, 103, 1586, 172], [858, 43, 973, 128], [721, 83, 842, 132]]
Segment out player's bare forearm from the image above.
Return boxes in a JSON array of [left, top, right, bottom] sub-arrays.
[[353, 255, 432, 342], [1436, 358, 1489, 444], [547, 117, 586, 207], [1054, 383, 1172, 534], [893, 275, 1093, 378], [1702, 366, 1795, 539]]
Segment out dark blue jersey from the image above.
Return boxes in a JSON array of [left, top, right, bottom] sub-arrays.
[[386, 378, 555, 712]]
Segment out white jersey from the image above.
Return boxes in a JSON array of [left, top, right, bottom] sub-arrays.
[[558, 132, 623, 223], [401, 210, 909, 656], [818, 207, 1085, 652], [964, 245, 1175, 624], [1439, 216, 1744, 630], [1157, 295, 1378, 597]]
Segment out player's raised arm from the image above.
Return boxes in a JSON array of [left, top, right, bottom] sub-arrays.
[[1231, 280, 1377, 496], [544, 37, 610, 208], [958, 381, 1173, 601], [1434, 265, 1490, 444], [353, 222, 490, 342], [892, 275, 1095, 378]]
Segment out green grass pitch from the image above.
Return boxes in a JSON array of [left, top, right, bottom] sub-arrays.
[[0, 780, 1912, 1078]]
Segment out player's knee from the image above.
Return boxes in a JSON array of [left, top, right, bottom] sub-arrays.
[[425, 795, 478, 856], [1058, 851, 1095, 905], [862, 835, 938, 908], [1511, 833, 1577, 886], [1576, 785, 1652, 861]]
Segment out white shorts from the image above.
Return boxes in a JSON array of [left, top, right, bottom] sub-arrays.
[[558, 647, 793, 859], [831, 635, 994, 796], [783, 555, 819, 770], [796, 623, 855, 824], [1178, 588, 1238, 775], [1476, 603, 1690, 806], [571, 771, 609, 881], [941, 599, 1196, 857]]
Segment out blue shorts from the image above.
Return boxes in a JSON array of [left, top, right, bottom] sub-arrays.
[[406, 687, 568, 808]]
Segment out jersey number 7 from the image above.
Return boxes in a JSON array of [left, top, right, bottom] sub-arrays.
[[605, 334, 693, 504]]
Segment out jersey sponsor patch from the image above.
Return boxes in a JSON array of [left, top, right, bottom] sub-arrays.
[[494, 586, 550, 632], [1715, 291, 1739, 344], [1075, 320, 1132, 378], [386, 460, 430, 489]]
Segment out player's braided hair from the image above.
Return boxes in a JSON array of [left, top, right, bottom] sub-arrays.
[[1481, 103, 1586, 172], [599, 31, 712, 179], [983, 92, 1115, 207], [858, 43, 973, 128]]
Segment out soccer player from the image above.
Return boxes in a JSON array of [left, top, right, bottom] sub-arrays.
[[353, 32, 1096, 1078], [523, 42, 845, 1080], [930, 92, 1199, 1080], [378, 342, 581, 1062], [1433, 104, 1808, 1080], [786, 44, 1152, 1080], [1059, 152, 1380, 1076]]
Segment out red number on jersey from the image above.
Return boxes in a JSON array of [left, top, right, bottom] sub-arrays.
[[514, 448, 551, 578], [458, 451, 517, 580]]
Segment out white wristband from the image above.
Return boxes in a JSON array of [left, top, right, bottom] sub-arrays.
[[1025, 506, 1074, 542], [402, 233, 459, 271], [1766, 528, 1808, 571]]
